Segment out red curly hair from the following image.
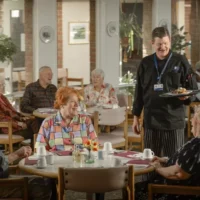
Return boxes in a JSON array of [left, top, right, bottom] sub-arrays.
[[54, 87, 80, 109]]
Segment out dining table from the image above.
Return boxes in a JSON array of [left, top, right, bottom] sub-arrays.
[[32, 105, 115, 119], [18, 151, 154, 179]]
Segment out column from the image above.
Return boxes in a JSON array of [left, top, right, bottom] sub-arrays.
[[96, 0, 120, 87], [152, 0, 171, 34], [33, 0, 57, 85]]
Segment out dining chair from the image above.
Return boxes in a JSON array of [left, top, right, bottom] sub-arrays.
[[127, 110, 144, 151], [148, 184, 200, 200], [58, 165, 134, 200], [57, 68, 84, 87], [93, 107, 128, 150], [0, 165, 28, 200], [0, 121, 24, 153], [33, 133, 38, 153]]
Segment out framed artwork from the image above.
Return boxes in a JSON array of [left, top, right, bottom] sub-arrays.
[[68, 22, 89, 44]]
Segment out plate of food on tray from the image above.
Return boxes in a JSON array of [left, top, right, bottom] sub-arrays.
[[159, 87, 200, 98]]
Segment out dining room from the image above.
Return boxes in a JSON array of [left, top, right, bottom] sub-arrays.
[[1, 0, 200, 199]]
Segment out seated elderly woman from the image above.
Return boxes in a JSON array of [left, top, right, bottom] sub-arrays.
[[135, 106, 200, 200], [84, 69, 118, 107], [0, 79, 33, 140], [35, 87, 97, 151]]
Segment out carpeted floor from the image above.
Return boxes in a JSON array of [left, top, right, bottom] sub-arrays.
[[65, 190, 122, 200]]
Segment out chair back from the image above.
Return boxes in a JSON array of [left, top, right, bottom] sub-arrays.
[[58, 165, 134, 200], [0, 121, 24, 153], [0, 177, 28, 200], [93, 107, 128, 149], [148, 184, 200, 200], [57, 68, 68, 87], [94, 107, 127, 126]]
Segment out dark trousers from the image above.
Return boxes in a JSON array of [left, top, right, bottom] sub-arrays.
[[95, 193, 104, 200], [144, 128, 185, 157]]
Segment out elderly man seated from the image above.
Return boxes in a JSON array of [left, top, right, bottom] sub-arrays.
[[84, 69, 118, 107], [0, 146, 54, 199], [20, 66, 57, 133]]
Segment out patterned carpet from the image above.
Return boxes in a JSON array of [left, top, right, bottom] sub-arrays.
[[65, 190, 122, 200]]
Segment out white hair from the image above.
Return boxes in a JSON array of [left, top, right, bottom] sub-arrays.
[[39, 66, 52, 74], [91, 68, 105, 79]]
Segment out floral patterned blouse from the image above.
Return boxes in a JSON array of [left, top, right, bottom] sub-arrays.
[[84, 83, 118, 106], [35, 111, 97, 151]]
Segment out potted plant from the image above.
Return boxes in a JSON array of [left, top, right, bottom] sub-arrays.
[[120, 10, 142, 62], [0, 34, 17, 63], [171, 24, 191, 54]]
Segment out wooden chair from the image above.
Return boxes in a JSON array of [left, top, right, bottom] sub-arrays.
[[148, 184, 200, 200], [187, 102, 200, 139], [127, 110, 144, 152], [57, 68, 84, 88], [58, 165, 134, 200], [33, 133, 38, 153], [0, 121, 24, 153], [93, 107, 128, 150], [0, 165, 28, 200], [12, 69, 26, 91]]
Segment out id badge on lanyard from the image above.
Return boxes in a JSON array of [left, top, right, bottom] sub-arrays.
[[153, 53, 172, 92], [154, 83, 163, 91]]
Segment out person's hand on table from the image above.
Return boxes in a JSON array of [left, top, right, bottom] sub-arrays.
[[17, 122, 27, 129], [15, 146, 32, 158], [8, 146, 32, 164], [150, 160, 162, 171], [151, 156, 169, 163]]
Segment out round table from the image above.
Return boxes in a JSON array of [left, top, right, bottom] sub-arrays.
[[19, 154, 154, 179], [33, 108, 57, 119]]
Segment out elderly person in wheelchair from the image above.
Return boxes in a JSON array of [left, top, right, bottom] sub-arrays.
[[135, 106, 200, 200]]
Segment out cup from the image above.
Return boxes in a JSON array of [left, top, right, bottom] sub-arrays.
[[98, 150, 105, 160], [103, 142, 113, 152], [46, 153, 54, 165], [143, 148, 154, 159], [37, 156, 47, 168], [37, 146, 46, 156]]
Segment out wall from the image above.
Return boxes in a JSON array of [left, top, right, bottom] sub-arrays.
[[33, 0, 57, 85], [3, 0, 24, 37], [96, 0, 120, 87], [62, 0, 90, 85], [152, 0, 171, 34]]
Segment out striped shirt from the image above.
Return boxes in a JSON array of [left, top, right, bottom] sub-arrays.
[[35, 112, 97, 151], [20, 80, 57, 113]]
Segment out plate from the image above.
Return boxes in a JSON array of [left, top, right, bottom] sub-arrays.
[[37, 108, 57, 113], [159, 90, 200, 98], [102, 104, 113, 109]]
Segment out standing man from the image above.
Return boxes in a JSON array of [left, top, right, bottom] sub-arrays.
[[20, 66, 57, 132], [132, 27, 197, 157]]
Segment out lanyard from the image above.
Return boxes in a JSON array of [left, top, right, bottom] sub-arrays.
[[154, 53, 172, 84]]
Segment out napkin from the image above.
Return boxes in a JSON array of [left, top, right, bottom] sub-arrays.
[[126, 159, 150, 165], [25, 158, 37, 165], [114, 151, 138, 158], [54, 151, 72, 156]]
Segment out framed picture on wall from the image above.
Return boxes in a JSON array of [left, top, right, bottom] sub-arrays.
[[68, 22, 89, 44]]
